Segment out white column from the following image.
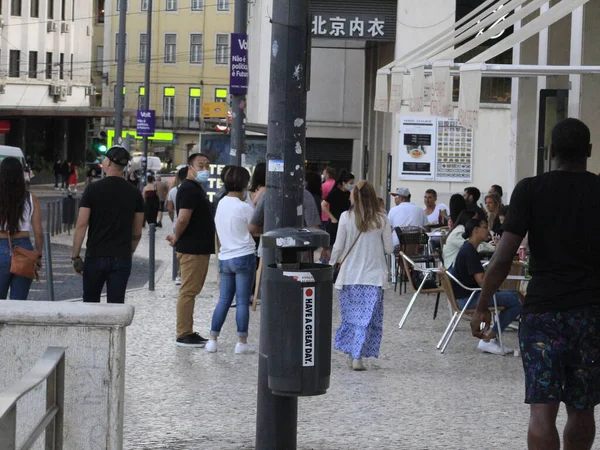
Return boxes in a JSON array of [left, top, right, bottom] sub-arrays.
[[534, 2, 550, 172], [508, 6, 522, 196], [569, 6, 584, 119]]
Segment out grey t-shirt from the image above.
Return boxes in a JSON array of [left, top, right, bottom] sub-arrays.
[[250, 189, 321, 231]]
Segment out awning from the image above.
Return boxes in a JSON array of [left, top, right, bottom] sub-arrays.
[[375, 0, 595, 127]]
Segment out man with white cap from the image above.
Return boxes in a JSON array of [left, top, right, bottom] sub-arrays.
[[388, 187, 428, 246]]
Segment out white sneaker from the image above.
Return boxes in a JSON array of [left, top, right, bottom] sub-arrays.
[[235, 342, 255, 354], [477, 339, 507, 355], [352, 358, 367, 371], [175, 276, 181, 285], [205, 339, 218, 353]]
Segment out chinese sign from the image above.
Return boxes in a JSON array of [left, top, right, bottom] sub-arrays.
[[311, 14, 386, 39], [230, 33, 249, 95], [136, 109, 155, 137]]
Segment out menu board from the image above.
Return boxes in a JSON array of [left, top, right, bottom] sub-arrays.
[[398, 117, 474, 182], [435, 119, 474, 182], [398, 117, 437, 181]]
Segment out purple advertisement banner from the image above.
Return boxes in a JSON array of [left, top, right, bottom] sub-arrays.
[[136, 109, 155, 137], [230, 33, 249, 95]]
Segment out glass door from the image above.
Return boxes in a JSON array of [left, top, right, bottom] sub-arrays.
[[537, 89, 568, 174]]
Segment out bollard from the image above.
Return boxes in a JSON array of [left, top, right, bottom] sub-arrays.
[[149, 224, 155, 291], [49, 201, 56, 237], [172, 247, 178, 281], [56, 200, 62, 234], [43, 232, 55, 301], [46, 202, 51, 237]]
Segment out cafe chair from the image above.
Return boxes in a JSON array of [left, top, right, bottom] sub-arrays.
[[437, 267, 505, 354], [394, 227, 435, 293], [398, 252, 444, 329]]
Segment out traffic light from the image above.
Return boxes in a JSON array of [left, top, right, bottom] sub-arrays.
[[91, 131, 108, 154]]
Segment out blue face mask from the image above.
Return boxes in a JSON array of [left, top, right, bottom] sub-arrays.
[[195, 170, 210, 183], [347, 184, 354, 191]]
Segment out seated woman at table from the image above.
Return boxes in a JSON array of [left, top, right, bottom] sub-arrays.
[[484, 193, 504, 236], [442, 210, 495, 269], [450, 218, 521, 355]]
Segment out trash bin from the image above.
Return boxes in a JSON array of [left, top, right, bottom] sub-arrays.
[[262, 228, 332, 397], [62, 196, 76, 226]]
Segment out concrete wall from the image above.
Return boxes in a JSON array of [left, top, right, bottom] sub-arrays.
[[581, 0, 600, 173], [0, 302, 134, 450]]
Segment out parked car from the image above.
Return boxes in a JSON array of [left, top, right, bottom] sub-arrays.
[[86, 159, 103, 178], [0, 145, 34, 181]]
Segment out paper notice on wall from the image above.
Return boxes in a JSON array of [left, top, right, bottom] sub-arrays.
[[431, 63, 453, 118], [374, 72, 389, 112], [388, 71, 404, 113], [457, 68, 482, 128], [398, 117, 436, 181], [409, 65, 425, 112]]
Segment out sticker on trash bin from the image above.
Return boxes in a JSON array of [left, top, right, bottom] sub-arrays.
[[303, 287, 315, 367], [283, 272, 315, 283], [276, 237, 296, 247]]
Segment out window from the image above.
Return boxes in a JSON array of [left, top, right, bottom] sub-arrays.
[[59, 53, 64, 79], [97, 0, 105, 22], [217, 0, 229, 11], [138, 86, 145, 109], [28, 51, 37, 78], [164, 34, 176, 63], [45, 52, 52, 79], [141, 0, 147, 10], [30, 0, 39, 17], [166, 0, 176, 11], [10, 0, 21, 16], [216, 34, 228, 65], [139, 34, 146, 63], [215, 88, 227, 102], [190, 34, 203, 64], [189, 88, 201, 123], [95, 45, 103, 74], [47, 0, 53, 18], [9, 50, 20, 77], [60, 0, 65, 20], [163, 87, 175, 121], [115, 33, 127, 62], [191, 0, 202, 10]]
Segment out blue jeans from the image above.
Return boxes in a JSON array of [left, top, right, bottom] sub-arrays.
[[83, 257, 132, 304], [0, 238, 34, 300], [457, 290, 521, 334], [211, 253, 256, 338]]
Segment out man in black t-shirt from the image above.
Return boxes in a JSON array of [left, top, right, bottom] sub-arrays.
[[166, 153, 215, 348], [472, 119, 600, 449], [72, 146, 145, 303]]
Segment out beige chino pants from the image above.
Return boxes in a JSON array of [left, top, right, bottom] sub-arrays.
[[176, 253, 210, 338]]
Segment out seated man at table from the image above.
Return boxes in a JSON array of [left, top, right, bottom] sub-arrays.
[[463, 186, 487, 221], [423, 189, 448, 225], [388, 187, 427, 248], [450, 218, 521, 355]]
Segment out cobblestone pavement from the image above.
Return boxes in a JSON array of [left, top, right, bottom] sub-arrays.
[[51, 214, 574, 449]]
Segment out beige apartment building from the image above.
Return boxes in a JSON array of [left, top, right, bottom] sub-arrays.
[[95, 0, 234, 165]]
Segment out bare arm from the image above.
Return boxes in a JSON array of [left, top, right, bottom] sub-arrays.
[[249, 223, 263, 236], [167, 200, 175, 221], [321, 200, 336, 223], [473, 272, 485, 287], [30, 194, 43, 253], [72, 207, 91, 259], [172, 209, 192, 242], [131, 212, 144, 253]]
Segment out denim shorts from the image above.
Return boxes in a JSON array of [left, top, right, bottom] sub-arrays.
[[519, 307, 600, 409]]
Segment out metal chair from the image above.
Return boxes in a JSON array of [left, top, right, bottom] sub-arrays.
[[394, 227, 435, 293], [436, 267, 505, 354], [398, 253, 444, 329]]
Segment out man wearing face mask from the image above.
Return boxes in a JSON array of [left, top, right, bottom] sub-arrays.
[[166, 153, 215, 347]]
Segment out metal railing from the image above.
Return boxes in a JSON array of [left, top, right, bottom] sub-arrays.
[[0, 347, 66, 450], [46, 198, 79, 237]]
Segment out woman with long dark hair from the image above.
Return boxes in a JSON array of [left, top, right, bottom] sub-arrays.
[[246, 162, 266, 208], [0, 157, 43, 299], [143, 174, 160, 225], [305, 172, 323, 218], [448, 193, 467, 230], [330, 180, 394, 370], [322, 170, 355, 246]]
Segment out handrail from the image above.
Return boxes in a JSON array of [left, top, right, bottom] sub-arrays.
[[0, 346, 66, 450]]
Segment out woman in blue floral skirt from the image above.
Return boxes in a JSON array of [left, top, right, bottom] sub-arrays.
[[330, 180, 394, 370]]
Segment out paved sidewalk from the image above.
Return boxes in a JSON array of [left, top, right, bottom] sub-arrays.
[[115, 222, 576, 450]]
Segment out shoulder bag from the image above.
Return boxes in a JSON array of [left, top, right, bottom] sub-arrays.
[[8, 235, 41, 281], [332, 231, 362, 283]]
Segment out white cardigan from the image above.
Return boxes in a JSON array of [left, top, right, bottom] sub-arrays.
[[330, 210, 394, 290], [442, 225, 496, 269]]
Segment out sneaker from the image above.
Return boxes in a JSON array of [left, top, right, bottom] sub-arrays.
[[205, 339, 218, 353], [477, 339, 507, 355], [352, 358, 367, 371], [176, 332, 208, 348], [230, 301, 237, 308], [175, 276, 182, 286], [235, 342, 255, 354]]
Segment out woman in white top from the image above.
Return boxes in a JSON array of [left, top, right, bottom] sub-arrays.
[[0, 157, 43, 299], [206, 166, 257, 355], [442, 210, 495, 269], [330, 180, 394, 370]]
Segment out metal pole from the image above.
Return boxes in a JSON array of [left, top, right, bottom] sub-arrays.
[[255, 0, 309, 448], [149, 224, 155, 291], [230, 0, 248, 165], [49, 202, 55, 237], [140, 0, 153, 187], [43, 232, 55, 302], [114, 0, 128, 145]]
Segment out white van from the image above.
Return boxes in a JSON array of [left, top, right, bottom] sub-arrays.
[[0, 145, 33, 181]]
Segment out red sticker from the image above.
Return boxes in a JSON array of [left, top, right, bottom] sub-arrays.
[[305, 288, 313, 297]]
